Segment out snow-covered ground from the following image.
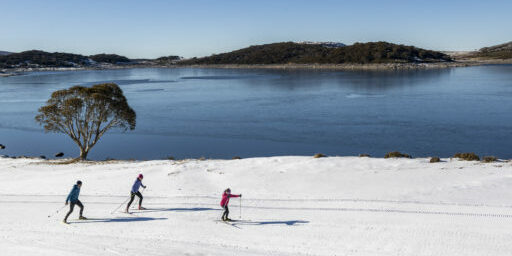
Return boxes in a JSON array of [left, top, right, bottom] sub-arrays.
[[1, 156, 512, 255]]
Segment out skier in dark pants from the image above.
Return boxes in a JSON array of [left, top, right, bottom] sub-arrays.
[[220, 188, 241, 221], [126, 174, 147, 212], [63, 180, 86, 223]]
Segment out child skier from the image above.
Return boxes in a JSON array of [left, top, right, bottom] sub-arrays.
[[220, 188, 241, 221], [63, 180, 86, 223], [126, 174, 147, 212]]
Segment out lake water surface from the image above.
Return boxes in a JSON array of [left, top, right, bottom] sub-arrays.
[[0, 66, 511, 160]]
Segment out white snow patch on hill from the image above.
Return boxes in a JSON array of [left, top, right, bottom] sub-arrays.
[[1, 156, 512, 255]]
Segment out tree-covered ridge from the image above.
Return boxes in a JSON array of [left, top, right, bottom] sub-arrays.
[[0, 50, 90, 68], [180, 42, 452, 65], [89, 54, 130, 64], [0, 50, 132, 68]]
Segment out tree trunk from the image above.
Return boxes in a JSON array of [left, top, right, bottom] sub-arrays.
[[79, 148, 88, 160]]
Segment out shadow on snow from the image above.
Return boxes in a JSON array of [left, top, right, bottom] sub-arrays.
[[134, 207, 221, 213], [69, 217, 167, 224], [233, 220, 309, 226]]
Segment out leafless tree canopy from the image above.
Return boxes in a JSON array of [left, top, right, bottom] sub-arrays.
[[36, 83, 136, 160]]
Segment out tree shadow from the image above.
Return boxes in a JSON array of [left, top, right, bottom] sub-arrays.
[[234, 220, 309, 226], [69, 217, 167, 224], [135, 207, 221, 213]]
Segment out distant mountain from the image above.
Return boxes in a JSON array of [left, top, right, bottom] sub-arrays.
[[473, 41, 512, 59], [0, 51, 13, 56], [0, 50, 132, 68], [179, 42, 452, 65]]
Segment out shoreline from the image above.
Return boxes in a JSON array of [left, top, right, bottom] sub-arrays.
[[1, 60, 512, 76]]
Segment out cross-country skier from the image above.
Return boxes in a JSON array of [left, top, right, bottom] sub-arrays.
[[63, 180, 86, 223], [126, 174, 147, 212], [220, 188, 241, 221]]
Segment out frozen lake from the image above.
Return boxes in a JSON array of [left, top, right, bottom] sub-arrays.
[[0, 66, 511, 160]]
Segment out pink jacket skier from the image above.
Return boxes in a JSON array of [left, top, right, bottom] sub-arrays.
[[220, 188, 241, 221]]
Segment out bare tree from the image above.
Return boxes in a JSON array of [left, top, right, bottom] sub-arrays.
[[36, 83, 136, 160]]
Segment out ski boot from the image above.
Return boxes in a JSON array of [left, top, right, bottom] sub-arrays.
[[79, 216, 88, 220], [138, 206, 147, 210], [225, 218, 233, 222]]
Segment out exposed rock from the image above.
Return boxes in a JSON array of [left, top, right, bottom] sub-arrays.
[[55, 152, 64, 157]]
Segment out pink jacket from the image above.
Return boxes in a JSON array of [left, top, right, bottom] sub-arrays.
[[220, 192, 240, 207]]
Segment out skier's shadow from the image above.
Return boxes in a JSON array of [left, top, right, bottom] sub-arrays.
[[70, 217, 167, 224], [234, 220, 309, 226], [136, 207, 220, 213]]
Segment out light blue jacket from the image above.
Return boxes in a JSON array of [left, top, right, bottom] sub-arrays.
[[131, 179, 145, 193], [66, 185, 80, 203]]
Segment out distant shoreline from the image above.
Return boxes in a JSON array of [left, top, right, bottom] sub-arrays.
[[1, 60, 512, 77]]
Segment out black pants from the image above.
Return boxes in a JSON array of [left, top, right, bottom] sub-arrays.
[[127, 191, 143, 209], [221, 205, 229, 220], [64, 200, 83, 221]]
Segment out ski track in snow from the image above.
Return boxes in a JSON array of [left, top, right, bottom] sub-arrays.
[[1, 156, 512, 255]]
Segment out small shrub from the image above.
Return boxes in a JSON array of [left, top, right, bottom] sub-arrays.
[[384, 151, 411, 159], [199, 156, 206, 161], [55, 152, 64, 157], [453, 152, 479, 161], [359, 154, 370, 157], [313, 153, 327, 158], [167, 156, 176, 160], [0, 144, 5, 149], [482, 156, 497, 163], [232, 156, 242, 160], [430, 157, 440, 163]]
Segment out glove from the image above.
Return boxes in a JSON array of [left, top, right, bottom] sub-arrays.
[[143, 185, 147, 189], [240, 194, 242, 197], [65, 201, 68, 205]]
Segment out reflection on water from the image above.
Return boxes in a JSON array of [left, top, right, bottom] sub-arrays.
[[0, 66, 511, 160]]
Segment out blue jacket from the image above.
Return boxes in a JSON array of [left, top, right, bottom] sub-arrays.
[[66, 185, 80, 203], [131, 179, 144, 193]]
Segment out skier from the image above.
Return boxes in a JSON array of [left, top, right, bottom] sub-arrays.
[[63, 180, 86, 223], [220, 188, 241, 221], [126, 174, 147, 212]]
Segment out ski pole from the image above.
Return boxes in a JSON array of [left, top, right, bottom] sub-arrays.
[[110, 196, 131, 214], [239, 196, 242, 219], [48, 204, 67, 218]]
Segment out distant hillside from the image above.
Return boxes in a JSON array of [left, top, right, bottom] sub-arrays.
[[0, 51, 13, 56], [472, 41, 512, 59], [89, 54, 130, 64], [179, 42, 452, 65], [0, 50, 132, 68], [155, 55, 182, 65], [0, 50, 90, 68]]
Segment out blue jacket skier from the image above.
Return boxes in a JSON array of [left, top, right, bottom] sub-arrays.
[[64, 180, 86, 223]]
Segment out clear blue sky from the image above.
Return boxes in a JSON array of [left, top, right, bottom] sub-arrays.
[[1, 0, 511, 58]]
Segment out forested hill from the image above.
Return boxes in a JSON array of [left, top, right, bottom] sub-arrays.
[[179, 42, 452, 65], [0, 50, 131, 68]]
